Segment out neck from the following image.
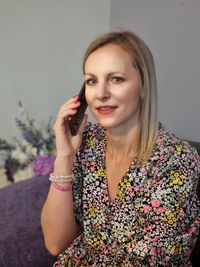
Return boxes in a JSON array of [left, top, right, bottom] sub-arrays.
[[106, 124, 140, 161]]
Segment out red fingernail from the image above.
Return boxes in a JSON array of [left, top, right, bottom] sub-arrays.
[[73, 95, 78, 98], [75, 101, 80, 105], [72, 109, 77, 112]]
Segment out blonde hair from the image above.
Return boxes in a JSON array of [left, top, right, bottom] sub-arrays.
[[82, 31, 158, 165]]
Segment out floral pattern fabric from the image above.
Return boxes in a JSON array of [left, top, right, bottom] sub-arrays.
[[53, 123, 200, 267]]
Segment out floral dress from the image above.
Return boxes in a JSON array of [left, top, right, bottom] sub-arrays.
[[53, 123, 200, 267]]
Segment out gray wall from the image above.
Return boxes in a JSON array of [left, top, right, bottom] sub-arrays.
[[0, 0, 110, 141], [1, 0, 199, 143], [110, 0, 200, 142]]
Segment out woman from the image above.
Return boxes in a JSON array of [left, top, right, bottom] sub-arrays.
[[41, 31, 200, 266]]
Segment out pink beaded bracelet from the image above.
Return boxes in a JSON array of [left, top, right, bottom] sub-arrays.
[[52, 181, 74, 192]]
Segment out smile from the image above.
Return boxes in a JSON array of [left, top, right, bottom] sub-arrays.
[[96, 106, 118, 115]]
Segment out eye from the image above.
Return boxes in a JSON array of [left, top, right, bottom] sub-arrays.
[[85, 78, 97, 86], [111, 76, 124, 84]]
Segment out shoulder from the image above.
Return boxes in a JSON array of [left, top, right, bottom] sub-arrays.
[[155, 123, 199, 160], [153, 123, 200, 176], [148, 125, 200, 209]]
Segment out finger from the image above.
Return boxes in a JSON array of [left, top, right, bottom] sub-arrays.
[[58, 102, 80, 119], [60, 101, 80, 114], [54, 109, 77, 130], [60, 109, 77, 124], [59, 95, 79, 110]]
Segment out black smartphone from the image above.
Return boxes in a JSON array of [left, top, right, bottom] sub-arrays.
[[68, 83, 88, 136]]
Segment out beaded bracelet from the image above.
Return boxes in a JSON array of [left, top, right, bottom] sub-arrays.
[[52, 181, 74, 192], [49, 172, 75, 183]]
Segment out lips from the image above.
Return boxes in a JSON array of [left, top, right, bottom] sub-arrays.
[[96, 105, 118, 114]]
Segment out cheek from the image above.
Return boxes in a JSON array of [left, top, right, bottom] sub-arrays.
[[119, 88, 140, 105], [133, 90, 141, 103], [85, 88, 94, 106], [123, 91, 141, 114]]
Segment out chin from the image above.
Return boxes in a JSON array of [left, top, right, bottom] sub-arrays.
[[94, 117, 121, 130]]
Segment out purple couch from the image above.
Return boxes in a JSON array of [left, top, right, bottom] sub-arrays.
[[0, 175, 56, 267]]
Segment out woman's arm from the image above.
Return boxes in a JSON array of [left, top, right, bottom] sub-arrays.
[[41, 156, 79, 256], [41, 96, 87, 255]]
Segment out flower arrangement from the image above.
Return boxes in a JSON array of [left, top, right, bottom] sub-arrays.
[[0, 101, 55, 184]]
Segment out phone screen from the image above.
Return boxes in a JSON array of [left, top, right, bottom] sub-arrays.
[[68, 83, 88, 135]]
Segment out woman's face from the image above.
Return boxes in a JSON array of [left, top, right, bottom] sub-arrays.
[[84, 43, 141, 133]]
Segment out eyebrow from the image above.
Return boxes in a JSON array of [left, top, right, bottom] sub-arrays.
[[84, 71, 126, 76]]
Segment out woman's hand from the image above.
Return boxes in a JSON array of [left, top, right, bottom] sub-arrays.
[[53, 95, 87, 159]]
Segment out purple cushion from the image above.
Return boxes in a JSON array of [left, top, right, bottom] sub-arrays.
[[0, 176, 56, 267]]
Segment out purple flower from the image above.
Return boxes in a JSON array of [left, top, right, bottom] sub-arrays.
[[22, 130, 32, 140], [4, 157, 18, 182], [31, 156, 55, 176], [15, 117, 43, 149]]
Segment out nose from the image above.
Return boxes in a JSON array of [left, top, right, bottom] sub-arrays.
[[96, 81, 110, 101]]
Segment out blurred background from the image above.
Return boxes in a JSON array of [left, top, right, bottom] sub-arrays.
[[0, 2, 199, 265], [0, 0, 199, 142]]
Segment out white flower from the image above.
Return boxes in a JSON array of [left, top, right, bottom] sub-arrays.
[[31, 147, 37, 157], [22, 140, 29, 147], [11, 148, 29, 164], [11, 148, 20, 159], [39, 150, 45, 156], [25, 144, 37, 157], [18, 152, 29, 164]]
